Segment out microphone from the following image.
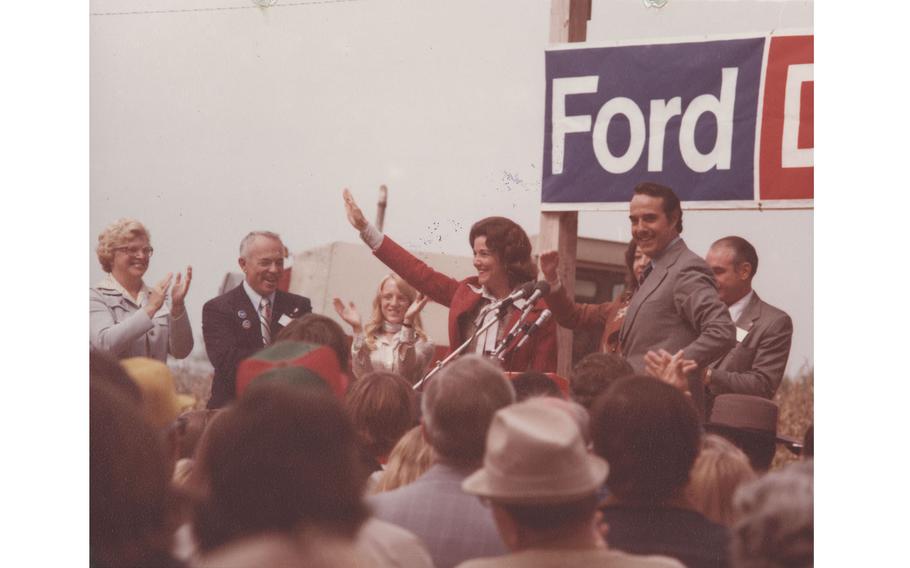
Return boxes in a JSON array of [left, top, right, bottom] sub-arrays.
[[522, 281, 551, 308], [515, 309, 552, 350], [483, 281, 535, 315]]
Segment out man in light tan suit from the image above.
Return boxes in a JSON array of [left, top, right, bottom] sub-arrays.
[[620, 182, 736, 417]]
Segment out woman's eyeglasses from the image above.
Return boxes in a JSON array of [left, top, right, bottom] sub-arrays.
[[115, 245, 154, 257]]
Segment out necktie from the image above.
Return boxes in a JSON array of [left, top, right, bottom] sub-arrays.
[[639, 263, 653, 286], [259, 297, 272, 345]]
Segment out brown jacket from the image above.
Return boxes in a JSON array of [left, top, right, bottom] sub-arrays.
[[546, 284, 630, 355]]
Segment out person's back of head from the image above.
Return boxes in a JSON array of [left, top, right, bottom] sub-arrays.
[[90, 381, 178, 568], [173, 409, 220, 460], [510, 371, 564, 402], [731, 460, 813, 568], [372, 425, 434, 494], [345, 371, 417, 464], [686, 434, 757, 527], [192, 382, 368, 553], [421, 355, 515, 467], [590, 375, 700, 504], [275, 313, 351, 373], [90, 350, 141, 404], [569, 352, 633, 410]]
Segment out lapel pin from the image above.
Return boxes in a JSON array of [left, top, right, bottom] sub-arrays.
[[238, 309, 247, 319], [241, 319, 252, 330]]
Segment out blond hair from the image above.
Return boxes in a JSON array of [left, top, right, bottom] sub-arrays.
[[371, 426, 433, 494], [96, 218, 150, 273], [687, 434, 757, 526], [364, 274, 428, 350]]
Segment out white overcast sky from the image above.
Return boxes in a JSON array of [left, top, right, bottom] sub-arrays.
[[89, 0, 813, 376]]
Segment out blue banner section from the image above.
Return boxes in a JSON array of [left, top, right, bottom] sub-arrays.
[[543, 37, 765, 205]]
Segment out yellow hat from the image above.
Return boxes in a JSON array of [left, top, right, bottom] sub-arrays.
[[121, 357, 196, 430]]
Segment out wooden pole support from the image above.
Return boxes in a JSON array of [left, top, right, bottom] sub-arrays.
[[543, 0, 590, 377]]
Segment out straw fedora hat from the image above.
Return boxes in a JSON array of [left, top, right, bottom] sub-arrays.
[[462, 398, 608, 504]]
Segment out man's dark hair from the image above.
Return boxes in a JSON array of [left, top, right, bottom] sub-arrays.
[[192, 383, 368, 551], [275, 313, 350, 373], [569, 352, 634, 410], [511, 371, 563, 402], [498, 494, 600, 530], [468, 216, 538, 287], [712, 236, 759, 278], [590, 375, 700, 504], [633, 182, 683, 233]]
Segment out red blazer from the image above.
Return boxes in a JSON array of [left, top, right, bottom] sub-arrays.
[[373, 236, 557, 373]]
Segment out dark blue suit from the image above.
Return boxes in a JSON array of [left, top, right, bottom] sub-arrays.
[[202, 284, 311, 408]]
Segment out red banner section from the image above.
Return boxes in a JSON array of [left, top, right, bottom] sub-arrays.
[[759, 35, 814, 201]]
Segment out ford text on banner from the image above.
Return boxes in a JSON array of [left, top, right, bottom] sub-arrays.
[[542, 35, 814, 210]]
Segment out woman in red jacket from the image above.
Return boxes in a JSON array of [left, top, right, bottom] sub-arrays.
[[343, 189, 556, 374]]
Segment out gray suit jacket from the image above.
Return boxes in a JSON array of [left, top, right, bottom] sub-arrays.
[[369, 462, 506, 568], [709, 292, 793, 400], [620, 239, 735, 414]]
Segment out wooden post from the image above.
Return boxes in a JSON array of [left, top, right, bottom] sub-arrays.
[[376, 184, 388, 232], [542, 0, 590, 378]]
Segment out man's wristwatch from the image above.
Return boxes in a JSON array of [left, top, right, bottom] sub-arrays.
[[703, 367, 713, 387]]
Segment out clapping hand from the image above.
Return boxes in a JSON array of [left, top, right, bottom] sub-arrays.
[[644, 349, 698, 394], [333, 297, 363, 333], [170, 266, 192, 317], [145, 273, 173, 318], [403, 293, 430, 326], [342, 188, 368, 231]]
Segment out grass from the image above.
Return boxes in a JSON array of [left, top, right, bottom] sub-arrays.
[[772, 369, 814, 469]]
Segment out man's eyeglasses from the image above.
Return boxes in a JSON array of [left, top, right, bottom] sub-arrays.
[[114, 245, 154, 257]]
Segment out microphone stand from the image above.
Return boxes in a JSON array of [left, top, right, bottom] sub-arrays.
[[498, 308, 552, 363], [490, 301, 535, 360], [412, 304, 509, 391]]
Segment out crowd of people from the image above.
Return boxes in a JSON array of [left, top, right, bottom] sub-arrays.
[[90, 182, 813, 567]]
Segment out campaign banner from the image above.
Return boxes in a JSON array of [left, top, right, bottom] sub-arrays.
[[542, 34, 814, 210]]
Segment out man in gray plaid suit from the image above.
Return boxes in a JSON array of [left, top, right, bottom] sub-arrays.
[[369, 355, 515, 568]]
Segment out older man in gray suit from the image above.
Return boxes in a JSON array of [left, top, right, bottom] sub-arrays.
[[703, 236, 793, 401], [369, 355, 514, 568], [621, 182, 736, 416]]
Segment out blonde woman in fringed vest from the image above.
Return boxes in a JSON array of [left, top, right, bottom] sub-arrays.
[[334, 274, 434, 384]]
